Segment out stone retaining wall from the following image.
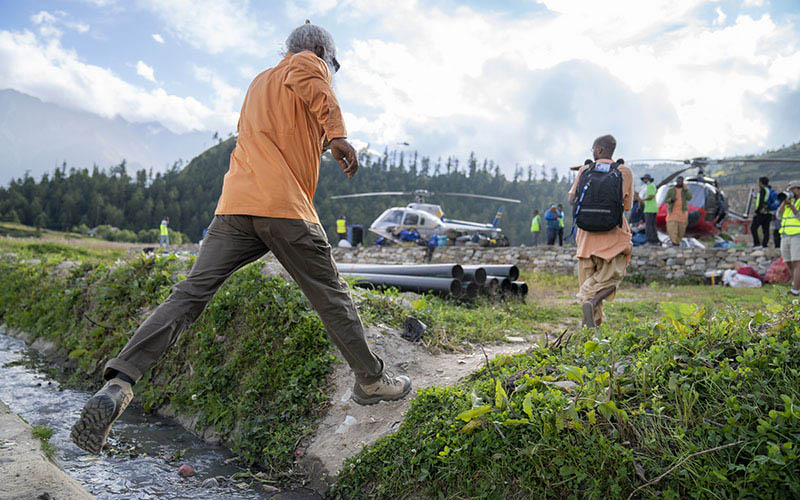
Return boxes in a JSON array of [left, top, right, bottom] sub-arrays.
[[332, 245, 781, 279]]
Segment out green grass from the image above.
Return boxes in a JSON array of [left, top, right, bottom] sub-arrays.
[[355, 288, 571, 352], [0, 237, 126, 262], [32, 424, 56, 459], [331, 297, 800, 499]]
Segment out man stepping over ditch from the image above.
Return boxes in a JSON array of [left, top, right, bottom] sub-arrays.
[[71, 23, 412, 455], [569, 134, 633, 328]]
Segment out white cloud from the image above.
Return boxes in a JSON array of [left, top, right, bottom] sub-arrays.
[[0, 29, 234, 133], [714, 6, 727, 25], [152, 33, 164, 44], [136, 60, 156, 82], [193, 66, 241, 124], [743, 0, 765, 6], [286, 0, 339, 21], [82, 0, 117, 6], [139, 0, 276, 56], [332, 0, 800, 172], [30, 10, 90, 38]]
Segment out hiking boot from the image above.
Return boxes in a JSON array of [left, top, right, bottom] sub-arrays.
[[581, 302, 596, 328], [352, 371, 412, 406], [70, 378, 133, 454]]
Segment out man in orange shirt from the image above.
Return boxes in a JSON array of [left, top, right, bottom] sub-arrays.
[[569, 135, 633, 328], [71, 23, 411, 455], [664, 176, 692, 245]]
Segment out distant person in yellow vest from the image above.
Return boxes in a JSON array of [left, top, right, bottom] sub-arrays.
[[664, 176, 692, 245], [336, 216, 347, 241], [778, 181, 800, 296], [557, 203, 565, 246], [530, 209, 541, 246], [159, 217, 169, 246]]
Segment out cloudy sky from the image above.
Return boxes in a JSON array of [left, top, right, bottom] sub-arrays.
[[1, 0, 799, 176]]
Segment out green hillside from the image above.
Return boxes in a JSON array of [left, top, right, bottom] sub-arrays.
[[4, 138, 798, 244], [1, 138, 575, 245], [712, 142, 800, 186]]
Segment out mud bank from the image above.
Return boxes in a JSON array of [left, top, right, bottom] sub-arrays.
[[0, 399, 95, 500]]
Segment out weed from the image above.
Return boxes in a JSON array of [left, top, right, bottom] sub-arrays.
[[32, 424, 56, 459]]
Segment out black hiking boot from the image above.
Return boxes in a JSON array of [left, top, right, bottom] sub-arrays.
[[70, 378, 133, 454]]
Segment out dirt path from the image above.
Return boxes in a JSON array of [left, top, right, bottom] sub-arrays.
[[0, 399, 94, 500], [301, 324, 540, 489]]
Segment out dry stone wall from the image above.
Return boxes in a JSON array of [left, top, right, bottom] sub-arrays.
[[332, 245, 781, 279]]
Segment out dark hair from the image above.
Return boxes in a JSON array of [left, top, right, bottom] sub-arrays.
[[592, 135, 617, 157], [759, 176, 769, 185]]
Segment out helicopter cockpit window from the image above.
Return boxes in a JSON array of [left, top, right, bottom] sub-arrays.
[[687, 184, 706, 207], [380, 210, 404, 225], [403, 213, 419, 225]]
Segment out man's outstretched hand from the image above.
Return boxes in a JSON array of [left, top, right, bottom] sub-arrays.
[[329, 138, 359, 179]]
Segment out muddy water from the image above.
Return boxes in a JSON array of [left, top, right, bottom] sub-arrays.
[[0, 332, 320, 500]]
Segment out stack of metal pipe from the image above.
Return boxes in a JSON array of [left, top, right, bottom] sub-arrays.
[[337, 263, 527, 300]]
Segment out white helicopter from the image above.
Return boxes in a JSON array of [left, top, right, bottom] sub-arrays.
[[330, 189, 521, 246]]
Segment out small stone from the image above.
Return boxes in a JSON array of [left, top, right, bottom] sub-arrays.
[[504, 336, 525, 343], [178, 464, 195, 477], [553, 381, 578, 391], [201, 478, 219, 488], [262, 484, 280, 493]]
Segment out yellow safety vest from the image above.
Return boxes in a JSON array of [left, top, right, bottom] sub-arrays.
[[530, 215, 540, 232], [160, 222, 168, 236], [781, 199, 800, 236], [336, 219, 346, 234], [558, 212, 565, 228]]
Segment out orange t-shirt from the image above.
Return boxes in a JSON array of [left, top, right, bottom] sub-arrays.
[[666, 188, 688, 223], [215, 51, 347, 224], [569, 160, 634, 261]]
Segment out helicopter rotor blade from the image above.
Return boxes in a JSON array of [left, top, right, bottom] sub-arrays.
[[330, 191, 411, 199], [436, 192, 521, 203], [710, 158, 800, 164], [629, 159, 691, 164], [656, 166, 695, 188]]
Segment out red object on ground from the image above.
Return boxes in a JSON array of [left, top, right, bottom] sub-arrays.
[[177, 464, 195, 477], [765, 258, 791, 284], [737, 266, 765, 282]]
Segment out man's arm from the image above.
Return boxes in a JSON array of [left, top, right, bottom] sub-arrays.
[[284, 52, 347, 142], [284, 52, 357, 176], [683, 186, 692, 201]]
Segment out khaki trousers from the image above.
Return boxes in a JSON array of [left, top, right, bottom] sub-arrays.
[[577, 253, 628, 325], [104, 215, 383, 385], [666, 220, 686, 245]]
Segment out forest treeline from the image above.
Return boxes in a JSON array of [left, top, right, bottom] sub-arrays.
[[0, 136, 579, 245]]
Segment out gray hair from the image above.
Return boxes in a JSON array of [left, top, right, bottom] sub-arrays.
[[593, 134, 617, 158], [285, 22, 337, 73]]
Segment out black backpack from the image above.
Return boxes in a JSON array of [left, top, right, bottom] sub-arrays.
[[573, 161, 624, 232]]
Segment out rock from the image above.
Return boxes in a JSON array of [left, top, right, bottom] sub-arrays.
[[553, 380, 578, 391], [54, 260, 80, 277], [504, 336, 525, 343], [262, 484, 280, 493], [177, 464, 195, 477], [201, 478, 219, 488]]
